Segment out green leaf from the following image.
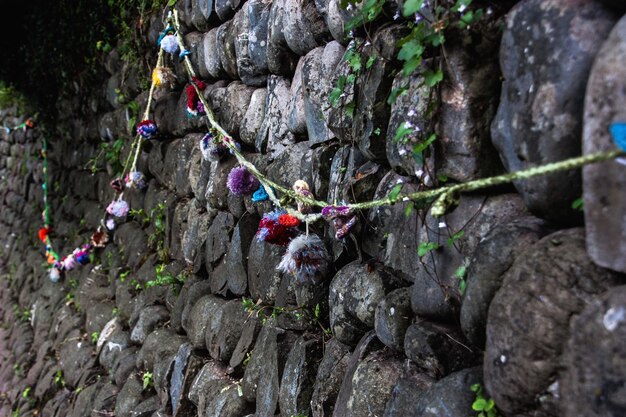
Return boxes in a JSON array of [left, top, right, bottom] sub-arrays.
[[397, 40, 424, 62], [168, 0, 177, 6], [348, 54, 362, 72], [345, 101, 356, 118], [472, 398, 488, 411], [387, 87, 408, 105], [413, 133, 437, 154], [394, 123, 413, 143], [571, 197, 583, 211], [366, 55, 377, 69], [418, 241, 440, 257], [470, 383, 481, 392], [329, 75, 346, 106], [447, 230, 465, 246], [485, 398, 495, 411], [388, 183, 403, 202], [424, 69, 443, 87], [405, 202, 414, 217], [458, 279, 467, 295], [454, 265, 466, 278], [402, 55, 422, 76], [403, 0, 424, 16]]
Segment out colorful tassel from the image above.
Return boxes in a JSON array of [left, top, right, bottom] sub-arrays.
[[277, 234, 331, 285], [227, 166, 260, 196]]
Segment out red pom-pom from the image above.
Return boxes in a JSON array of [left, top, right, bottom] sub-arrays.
[[38, 227, 50, 243]]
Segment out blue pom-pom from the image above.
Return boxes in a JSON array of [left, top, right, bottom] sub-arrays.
[[610, 122, 626, 151], [252, 185, 269, 202]]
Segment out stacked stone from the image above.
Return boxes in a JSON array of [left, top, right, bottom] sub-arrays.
[[0, 1, 625, 417]]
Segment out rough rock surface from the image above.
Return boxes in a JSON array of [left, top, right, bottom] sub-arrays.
[[582, 14, 626, 274], [491, 0, 617, 223]]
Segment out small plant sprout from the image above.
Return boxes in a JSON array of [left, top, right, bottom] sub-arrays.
[[470, 383, 501, 417], [142, 372, 154, 390]]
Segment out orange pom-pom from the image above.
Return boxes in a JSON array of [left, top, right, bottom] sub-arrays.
[[278, 214, 300, 228]]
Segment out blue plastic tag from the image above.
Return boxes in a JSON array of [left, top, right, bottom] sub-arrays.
[[610, 122, 626, 151]]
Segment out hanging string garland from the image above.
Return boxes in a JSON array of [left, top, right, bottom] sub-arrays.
[[34, 6, 626, 285], [39, 45, 166, 282], [166, 8, 626, 284]]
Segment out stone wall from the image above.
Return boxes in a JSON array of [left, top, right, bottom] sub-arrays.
[[1, 1, 625, 417]]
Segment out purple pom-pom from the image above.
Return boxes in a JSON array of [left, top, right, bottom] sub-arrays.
[[106, 199, 130, 218], [125, 171, 147, 190], [227, 166, 260, 196]]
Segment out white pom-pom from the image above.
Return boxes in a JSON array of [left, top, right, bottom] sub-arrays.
[[277, 234, 331, 285], [160, 34, 179, 54], [49, 267, 61, 283]]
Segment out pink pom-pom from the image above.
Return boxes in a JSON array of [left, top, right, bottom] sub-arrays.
[[106, 199, 129, 218]]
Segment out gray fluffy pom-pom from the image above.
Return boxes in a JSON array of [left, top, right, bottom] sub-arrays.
[[277, 234, 331, 285]]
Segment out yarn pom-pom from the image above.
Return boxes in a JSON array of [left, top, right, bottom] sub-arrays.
[[90, 227, 109, 248], [321, 205, 351, 218], [256, 210, 299, 246], [125, 171, 147, 190], [49, 267, 61, 283], [74, 250, 90, 265], [277, 234, 331, 285], [186, 77, 207, 117], [293, 180, 314, 214], [200, 132, 227, 162], [322, 205, 357, 239], [160, 34, 179, 54], [38, 227, 50, 243], [252, 185, 269, 202], [278, 213, 300, 228], [152, 67, 176, 89], [106, 218, 116, 231], [137, 120, 158, 139], [106, 199, 130, 218], [62, 254, 76, 271], [110, 178, 123, 192], [227, 166, 260, 196]]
